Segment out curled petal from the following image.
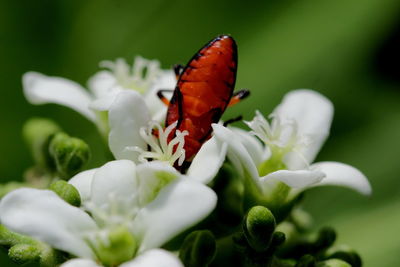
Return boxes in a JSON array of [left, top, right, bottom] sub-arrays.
[[0, 188, 98, 258], [212, 124, 262, 190], [274, 89, 334, 168], [187, 136, 227, 184], [69, 168, 97, 203], [23, 72, 96, 122], [120, 249, 183, 267], [231, 127, 267, 166], [261, 169, 325, 189], [108, 91, 151, 162], [310, 161, 372, 195], [132, 180, 217, 253]]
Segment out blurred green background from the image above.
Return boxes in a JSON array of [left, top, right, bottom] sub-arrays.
[[1, 0, 399, 266]]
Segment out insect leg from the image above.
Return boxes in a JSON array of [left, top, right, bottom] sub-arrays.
[[157, 89, 174, 106], [228, 89, 250, 107], [223, 115, 243, 126], [173, 64, 184, 79]]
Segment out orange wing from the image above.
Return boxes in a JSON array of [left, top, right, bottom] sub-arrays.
[[166, 35, 238, 160]]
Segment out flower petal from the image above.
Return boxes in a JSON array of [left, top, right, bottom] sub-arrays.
[[261, 169, 325, 188], [23, 72, 96, 122], [274, 89, 334, 168], [108, 91, 151, 162], [212, 124, 262, 189], [144, 70, 176, 121], [231, 127, 267, 166], [120, 249, 183, 267], [187, 136, 227, 184], [136, 161, 180, 207], [132, 179, 217, 252], [90, 160, 138, 207], [0, 188, 98, 258], [87, 70, 117, 98], [60, 259, 102, 267], [69, 168, 97, 203], [310, 161, 372, 195]]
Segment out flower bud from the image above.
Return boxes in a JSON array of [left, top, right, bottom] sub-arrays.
[[22, 118, 61, 169], [94, 226, 137, 267], [50, 180, 81, 207], [243, 206, 276, 252], [319, 259, 351, 267], [48, 133, 90, 179], [326, 246, 361, 267], [295, 254, 316, 267], [8, 243, 40, 265], [179, 230, 216, 267]]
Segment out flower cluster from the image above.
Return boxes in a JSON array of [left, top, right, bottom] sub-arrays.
[[0, 55, 371, 267]]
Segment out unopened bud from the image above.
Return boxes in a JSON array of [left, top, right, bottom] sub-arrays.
[[319, 259, 351, 267], [23, 118, 61, 169], [50, 180, 81, 207], [8, 243, 40, 265], [49, 133, 90, 179], [326, 246, 361, 267], [295, 255, 316, 267], [179, 230, 216, 267], [243, 206, 276, 252]]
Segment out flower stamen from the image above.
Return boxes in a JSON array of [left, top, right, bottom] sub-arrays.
[[127, 121, 188, 166]]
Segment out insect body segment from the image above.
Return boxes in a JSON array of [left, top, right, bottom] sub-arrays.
[[166, 35, 239, 161]]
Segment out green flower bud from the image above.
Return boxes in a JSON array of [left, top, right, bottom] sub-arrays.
[[243, 206, 276, 252], [319, 259, 351, 267], [49, 133, 90, 179], [50, 180, 81, 207], [93, 226, 137, 266], [314, 227, 336, 250], [326, 246, 362, 267], [8, 243, 40, 265], [295, 255, 316, 267], [23, 118, 61, 169], [179, 230, 216, 267]]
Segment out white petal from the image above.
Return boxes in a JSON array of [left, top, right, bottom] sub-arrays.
[[90, 160, 138, 207], [69, 168, 97, 203], [230, 127, 266, 166], [22, 72, 96, 122], [132, 180, 217, 252], [187, 136, 227, 184], [89, 88, 123, 111], [310, 161, 372, 195], [136, 161, 180, 207], [120, 249, 183, 267], [261, 169, 325, 188], [212, 124, 262, 189], [60, 259, 102, 267], [274, 89, 334, 168], [0, 188, 98, 258], [144, 70, 176, 121], [108, 91, 151, 162], [87, 70, 117, 98]]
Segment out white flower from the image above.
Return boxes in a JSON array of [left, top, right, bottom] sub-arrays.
[[0, 160, 217, 266], [212, 89, 371, 197], [23, 56, 175, 135], [107, 90, 228, 184]]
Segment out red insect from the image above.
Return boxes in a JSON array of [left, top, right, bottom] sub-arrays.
[[158, 35, 249, 163]]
